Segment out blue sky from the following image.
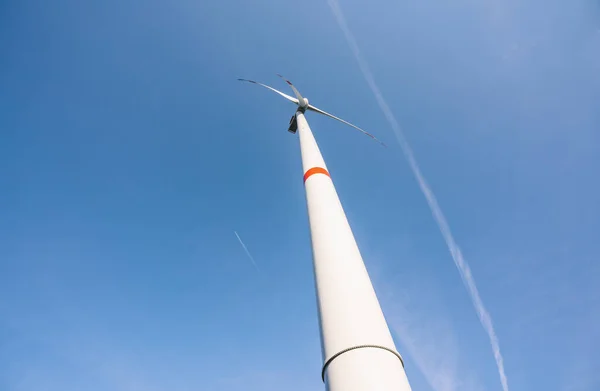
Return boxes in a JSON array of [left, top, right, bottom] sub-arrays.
[[1, 0, 599, 390]]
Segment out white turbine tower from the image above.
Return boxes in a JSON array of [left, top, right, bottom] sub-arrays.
[[239, 75, 412, 391]]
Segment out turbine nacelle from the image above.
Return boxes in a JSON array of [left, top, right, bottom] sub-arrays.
[[238, 75, 387, 147]]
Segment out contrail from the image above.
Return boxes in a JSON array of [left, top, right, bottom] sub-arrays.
[[326, 2, 509, 391], [234, 231, 260, 272]]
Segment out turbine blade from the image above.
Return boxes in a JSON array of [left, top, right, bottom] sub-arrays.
[[238, 79, 299, 104], [307, 104, 387, 147], [276, 74, 305, 103]]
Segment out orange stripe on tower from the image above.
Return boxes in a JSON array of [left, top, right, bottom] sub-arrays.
[[304, 167, 330, 183]]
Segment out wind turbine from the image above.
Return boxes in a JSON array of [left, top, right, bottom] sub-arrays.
[[239, 75, 412, 391]]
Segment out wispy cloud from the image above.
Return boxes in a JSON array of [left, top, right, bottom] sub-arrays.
[[377, 276, 469, 391], [326, 2, 509, 391], [234, 231, 260, 272]]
